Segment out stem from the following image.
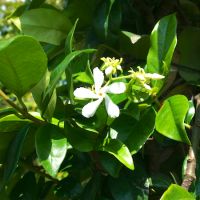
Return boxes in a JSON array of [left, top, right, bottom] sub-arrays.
[[111, 75, 131, 81], [0, 89, 45, 125], [181, 94, 200, 190], [184, 123, 192, 130]]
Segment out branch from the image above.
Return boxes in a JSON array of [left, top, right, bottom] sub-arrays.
[[0, 89, 45, 125], [181, 94, 200, 190]]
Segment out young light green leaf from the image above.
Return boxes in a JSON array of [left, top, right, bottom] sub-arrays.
[[146, 14, 177, 91], [35, 125, 67, 177], [160, 184, 195, 200], [156, 95, 190, 144], [20, 8, 72, 45], [0, 35, 47, 97], [101, 139, 134, 170]]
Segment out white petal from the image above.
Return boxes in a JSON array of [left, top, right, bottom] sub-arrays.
[[93, 67, 104, 93], [106, 82, 126, 94], [143, 83, 152, 91], [146, 73, 165, 80], [74, 87, 99, 99], [82, 98, 103, 118], [117, 65, 122, 71], [105, 66, 113, 76], [105, 95, 119, 118]]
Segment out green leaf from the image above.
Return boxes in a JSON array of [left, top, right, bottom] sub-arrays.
[[156, 95, 190, 144], [45, 49, 95, 97], [99, 152, 122, 178], [101, 139, 134, 170], [0, 132, 16, 164], [65, 19, 78, 54], [126, 107, 156, 154], [185, 100, 195, 124], [146, 14, 177, 91], [0, 35, 47, 97], [0, 114, 30, 132], [93, 0, 116, 40], [20, 8, 72, 45], [160, 184, 195, 200], [35, 125, 67, 177], [64, 121, 98, 152], [3, 125, 30, 185]]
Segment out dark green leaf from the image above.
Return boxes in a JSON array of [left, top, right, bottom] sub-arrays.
[[99, 152, 122, 177], [65, 19, 78, 54], [3, 125, 30, 184], [35, 124, 67, 177], [160, 184, 195, 200], [0, 114, 30, 132], [0, 35, 47, 97], [156, 95, 190, 144], [146, 14, 177, 91], [101, 139, 134, 170], [64, 121, 98, 152], [20, 8, 72, 45], [126, 107, 156, 154]]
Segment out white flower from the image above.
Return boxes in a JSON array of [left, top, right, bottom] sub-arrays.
[[74, 67, 126, 118]]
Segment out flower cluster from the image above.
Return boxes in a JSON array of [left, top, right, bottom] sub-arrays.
[[100, 57, 123, 77], [74, 58, 165, 118]]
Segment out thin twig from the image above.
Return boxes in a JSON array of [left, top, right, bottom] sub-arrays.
[[0, 89, 45, 125], [181, 94, 200, 190]]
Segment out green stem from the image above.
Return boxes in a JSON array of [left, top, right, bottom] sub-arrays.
[[0, 89, 45, 125], [111, 75, 131, 81], [184, 123, 192, 130]]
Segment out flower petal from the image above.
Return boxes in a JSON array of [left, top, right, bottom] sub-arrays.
[[74, 87, 99, 99], [82, 98, 103, 118], [105, 66, 113, 76], [106, 82, 126, 94], [93, 67, 104, 93], [105, 95, 119, 118], [146, 73, 165, 80]]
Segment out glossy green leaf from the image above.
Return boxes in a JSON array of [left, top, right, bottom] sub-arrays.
[[0, 35, 47, 97], [64, 121, 98, 152], [0, 114, 30, 132], [160, 184, 195, 200], [45, 49, 95, 98], [146, 14, 177, 91], [35, 125, 67, 177], [185, 100, 195, 124], [156, 95, 190, 144], [101, 139, 134, 170], [20, 8, 72, 45], [126, 107, 156, 154], [3, 125, 30, 184]]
